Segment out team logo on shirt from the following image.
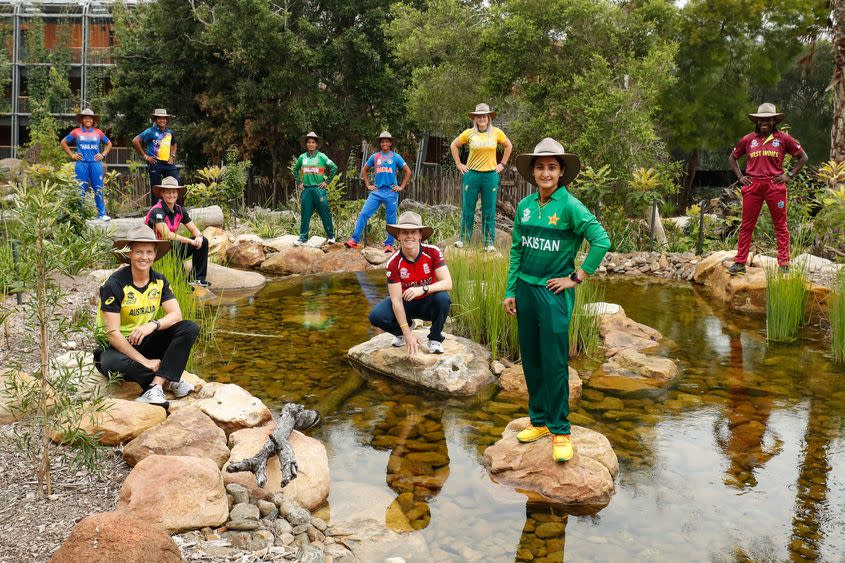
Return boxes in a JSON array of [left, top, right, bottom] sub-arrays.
[[423, 263, 430, 274], [772, 140, 780, 147], [123, 292, 138, 305], [400, 267, 410, 279], [751, 140, 758, 147], [522, 209, 531, 222], [149, 288, 160, 299], [778, 200, 785, 208]]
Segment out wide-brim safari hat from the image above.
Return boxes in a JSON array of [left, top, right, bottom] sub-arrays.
[[386, 211, 434, 241], [112, 224, 171, 263], [468, 103, 496, 120], [515, 138, 581, 187], [301, 131, 322, 146], [152, 176, 188, 199], [748, 103, 784, 124], [151, 108, 175, 119], [377, 130, 394, 142], [76, 108, 99, 123]]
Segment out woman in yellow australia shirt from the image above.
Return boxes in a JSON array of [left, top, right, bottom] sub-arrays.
[[449, 103, 513, 252]]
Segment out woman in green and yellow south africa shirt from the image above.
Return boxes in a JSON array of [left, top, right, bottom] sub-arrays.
[[292, 131, 338, 245], [503, 138, 611, 462], [449, 103, 513, 252]]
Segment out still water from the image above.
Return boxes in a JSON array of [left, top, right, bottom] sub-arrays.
[[196, 272, 845, 562]]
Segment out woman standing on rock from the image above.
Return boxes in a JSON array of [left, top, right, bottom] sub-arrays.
[[727, 103, 808, 275], [449, 103, 513, 251], [292, 131, 338, 246], [503, 138, 611, 462]]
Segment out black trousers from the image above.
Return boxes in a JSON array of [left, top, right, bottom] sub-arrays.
[[98, 320, 199, 388], [174, 239, 209, 282], [368, 291, 451, 343]]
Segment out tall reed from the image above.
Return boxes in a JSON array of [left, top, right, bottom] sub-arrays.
[[448, 250, 519, 360], [154, 250, 219, 367], [831, 270, 845, 363], [569, 278, 604, 358], [765, 265, 808, 342]]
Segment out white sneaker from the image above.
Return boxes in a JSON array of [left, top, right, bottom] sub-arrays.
[[392, 335, 405, 347], [428, 340, 444, 354], [327, 237, 336, 244], [293, 238, 306, 246], [165, 379, 195, 398], [484, 245, 495, 252], [135, 384, 169, 408], [99, 215, 111, 221], [454, 240, 464, 248]]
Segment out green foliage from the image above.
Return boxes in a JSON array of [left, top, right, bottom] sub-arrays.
[[448, 250, 519, 360], [830, 270, 845, 364], [1, 163, 113, 495], [568, 279, 604, 359], [569, 165, 616, 212], [765, 265, 808, 343], [246, 208, 288, 239], [814, 161, 845, 259], [186, 148, 251, 228]]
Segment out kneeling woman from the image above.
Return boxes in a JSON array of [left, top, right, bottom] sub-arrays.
[[503, 138, 610, 462]]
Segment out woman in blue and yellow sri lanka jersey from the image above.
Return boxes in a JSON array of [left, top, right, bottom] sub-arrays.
[[132, 108, 179, 205], [449, 103, 513, 252]]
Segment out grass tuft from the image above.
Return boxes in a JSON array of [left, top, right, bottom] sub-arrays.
[[831, 269, 845, 363], [765, 265, 808, 342]]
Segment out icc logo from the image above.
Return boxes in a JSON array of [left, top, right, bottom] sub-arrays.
[[522, 209, 531, 222], [778, 200, 785, 209], [400, 267, 410, 279]]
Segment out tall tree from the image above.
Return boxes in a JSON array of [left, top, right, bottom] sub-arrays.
[[831, 0, 845, 160]]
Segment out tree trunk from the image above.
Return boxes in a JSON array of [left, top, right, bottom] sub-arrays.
[[677, 148, 700, 211], [831, 0, 845, 161]]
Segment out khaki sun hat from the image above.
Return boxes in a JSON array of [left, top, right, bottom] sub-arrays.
[[151, 176, 187, 199], [151, 108, 175, 119], [748, 103, 784, 124], [112, 224, 172, 263], [468, 103, 496, 120], [301, 131, 322, 146], [386, 211, 434, 241], [515, 138, 581, 188], [377, 131, 394, 142], [76, 108, 99, 124]]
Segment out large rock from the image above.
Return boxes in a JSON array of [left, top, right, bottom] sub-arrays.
[[204, 262, 266, 292], [595, 303, 662, 356], [483, 417, 618, 508], [203, 226, 233, 258], [192, 382, 272, 435], [361, 246, 392, 265], [601, 348, 678, 382], [52, 398, 166, 446], [313, 247, 372, 273], [223, 423, 330, 511], [263, 235, 300, 253], [123, 406, 229, 468], [225, 241, 266, 269], [587, 374, 662, 397], [498, 364, 582, 401], [49, 512, 182, 563], [116, 455, 228, 534], [347, 330, 495, 395], [260, 246, 324, 275], [190, 205, 224, 228]]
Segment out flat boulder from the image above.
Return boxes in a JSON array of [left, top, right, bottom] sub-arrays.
[[483, 417, 618, 508], [49, 512, 182, 563], [192, 382, 272, 435], [225, 241, 266, 269], [116, 454, 228, 534], [601, 348, 678, 382], [313, 247, 372, 273], [123, 406, 229, 468], [52, 398, 166, 446], [587, 374, 662, 397], [260, 246, 324, 275], [361, 247, 391, 266], [498, 364, 582, 402], [347, 330, 494, 395], [223, 423, 330, 511], [205, 262, 266, 292], [594, 303, 662, 356], [263, 234, 300, 253], [203, 226, 233, 258]]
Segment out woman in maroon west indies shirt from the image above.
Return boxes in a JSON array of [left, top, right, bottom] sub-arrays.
[[727, 103, 808, 275]]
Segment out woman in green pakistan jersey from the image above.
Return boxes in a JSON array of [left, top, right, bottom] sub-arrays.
[[292, 131, 338, 245], [503, 138, 611, 462]]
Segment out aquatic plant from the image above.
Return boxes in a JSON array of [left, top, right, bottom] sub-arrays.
[[569, 277, 604, 358], [765, 265, 808, 342], [448, 250, 519, 360], [830, 270, 845, 363]]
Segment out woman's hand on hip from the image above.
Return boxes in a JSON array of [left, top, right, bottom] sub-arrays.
[[456, 163, 469, 174], [503, 297, 517, 316], [773, 173, 789, 184], [495, 163, 505, 173], [546, 277, 577, 294]]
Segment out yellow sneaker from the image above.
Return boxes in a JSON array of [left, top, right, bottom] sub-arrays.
[[516, 425, 551, 443], [552, 434, 574, 462]]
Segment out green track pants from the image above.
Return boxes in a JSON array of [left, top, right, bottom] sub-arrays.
[[299, 185, 335, 240], [515, 279, 574, 435], [460, 170, 499, 246]]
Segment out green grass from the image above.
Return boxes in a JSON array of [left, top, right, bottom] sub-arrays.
[[569, 277, 604, 358], [765, 265, 808, 342], [448, 250, 519, 360], [154, 250, 220, 368], [831, 270, 845, 363]]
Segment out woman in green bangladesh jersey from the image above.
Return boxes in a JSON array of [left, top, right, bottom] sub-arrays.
[[292, 131, 338, 245], [503, 138, 611, 462]]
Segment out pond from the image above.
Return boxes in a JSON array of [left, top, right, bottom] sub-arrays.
[[196, 272, 845, 562]]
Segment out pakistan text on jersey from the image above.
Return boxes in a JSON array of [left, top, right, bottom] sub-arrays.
[[127, 305, 158, 316], [521, 236, 561, 252]]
